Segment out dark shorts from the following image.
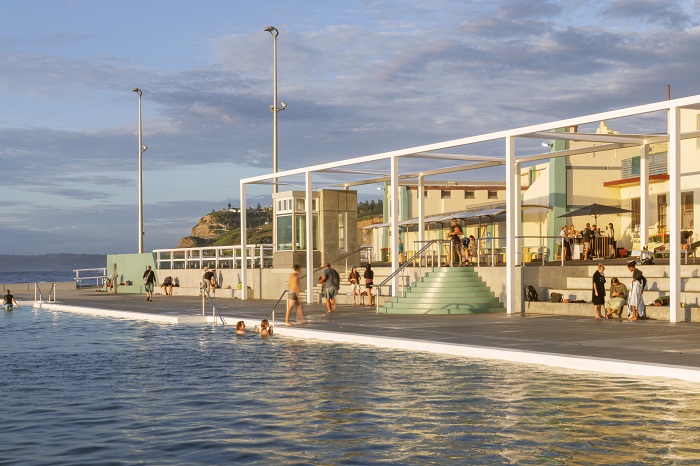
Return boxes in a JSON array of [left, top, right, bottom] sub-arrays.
[[289, 292, 298, 301], [145, 282, 154, 293], [324, 287, 338, 299], [365, 281, 373, 289]]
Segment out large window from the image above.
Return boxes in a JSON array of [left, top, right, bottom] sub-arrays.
[[338, 213, 346, 250], [657, 194, 667, 235], [464, 190, 475, 199], [276, 215, 293, 251], [488, 190, 498, 200], [682, 191, 694, 230], [631, 198, 640, 231], [295, 215, 319, 250], [441, 190, 451, 199]]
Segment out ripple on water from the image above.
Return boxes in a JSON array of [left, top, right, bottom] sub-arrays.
[[3, 310, 700, 464]]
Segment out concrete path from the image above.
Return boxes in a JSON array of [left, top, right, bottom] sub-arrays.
[[11, 286, 700, 384]]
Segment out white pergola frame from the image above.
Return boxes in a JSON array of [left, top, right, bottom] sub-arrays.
[[241, 94, 700, 322]]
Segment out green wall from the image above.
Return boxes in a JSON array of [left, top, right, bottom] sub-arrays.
[[106, 253, 157, 294]]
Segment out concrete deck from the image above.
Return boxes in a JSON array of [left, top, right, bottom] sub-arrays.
[[10, 286, 700, 385]]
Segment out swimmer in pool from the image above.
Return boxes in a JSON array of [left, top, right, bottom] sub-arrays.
[[3, 290, 20, 311], [235, 321, 246, 335], [254, 319, 273, 337]]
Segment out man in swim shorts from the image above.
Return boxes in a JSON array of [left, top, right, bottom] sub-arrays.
[[285, 264, 307, 326], [3, 290, 20, 310], [319, 262, 340, 313]]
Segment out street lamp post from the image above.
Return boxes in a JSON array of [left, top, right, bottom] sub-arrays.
[[132, 88, 147, 253], [264, 26, 286, 194]]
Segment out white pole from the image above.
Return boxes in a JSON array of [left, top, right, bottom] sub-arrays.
[[640, 144, 649, 248], [669, 106, 683, 322], [390, 156, 399, 296], [505, 136, 518, 315], [132, 88, 145, 254], [306, 171, 314, 304], [240, 183, 248, 300]]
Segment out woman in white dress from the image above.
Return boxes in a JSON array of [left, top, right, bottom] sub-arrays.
[[626, 260, 646, 321]]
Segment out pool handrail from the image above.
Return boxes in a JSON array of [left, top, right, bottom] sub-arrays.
[[201, 284, 226, 325]]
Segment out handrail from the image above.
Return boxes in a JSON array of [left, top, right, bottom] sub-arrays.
[[154, 244, 273, 270], [299, 246, 372, 280], [74, 268, 108, 288], [374, 240, 441, 313], [201, 284, 226, 325], [267, 290, 289, 326], [34, 283, 57, 304]]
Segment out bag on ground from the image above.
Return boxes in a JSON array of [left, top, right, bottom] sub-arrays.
[[550, 292, 563, 303]]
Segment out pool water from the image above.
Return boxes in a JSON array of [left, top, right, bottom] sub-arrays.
[[2, 309, 700, 465]]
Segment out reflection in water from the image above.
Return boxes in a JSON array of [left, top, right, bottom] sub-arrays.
[[2, 310, 700, 464]]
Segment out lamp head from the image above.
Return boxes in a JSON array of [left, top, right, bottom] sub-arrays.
[[279, 101, 287, 110], [141, 145, 148, 152], [263, 26, 279, 37], [132, 88, 142, 96]]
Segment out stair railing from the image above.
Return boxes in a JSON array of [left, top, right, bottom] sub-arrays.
[[201, 284, 226, 325], [299, 245, 372, 281], [374, 240, 441, 313]]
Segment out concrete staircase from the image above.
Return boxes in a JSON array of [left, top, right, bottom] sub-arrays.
[[379, 267, 504, 315]]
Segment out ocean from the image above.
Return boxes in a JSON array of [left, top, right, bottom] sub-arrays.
[[0, 271, 84, 284]]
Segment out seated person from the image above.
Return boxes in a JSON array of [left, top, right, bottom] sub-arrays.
[[681, 230, 693, 250], [235, 321, 246, 335], [104, 277, 113, 292], [254, 319, 273, 337], [604, 277, 628, 318], [161, 276, 173, 296]]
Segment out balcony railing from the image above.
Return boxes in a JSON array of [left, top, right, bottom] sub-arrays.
[[153, 244, 273, 270]]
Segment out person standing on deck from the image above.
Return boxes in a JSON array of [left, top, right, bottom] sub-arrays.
[[285, 264, 308, 326], [143, 266, 156, 302], [592, 263, 606, 319], [447, 219, 463, 266], [363, 264, 375, 306], [627, 260, 647, 321]]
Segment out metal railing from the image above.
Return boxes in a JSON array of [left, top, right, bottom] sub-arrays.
[[267, 290, 290, 327], [154, 244, 274, 270], [34, 283, 56, 303], [74, 268, 108, 288], [201, 284, 226, 325], [375, 240, 440, 313]]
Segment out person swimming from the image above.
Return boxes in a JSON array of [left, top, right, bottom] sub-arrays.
[[235, 321, 246, 335], [254, 319, 273, 337]]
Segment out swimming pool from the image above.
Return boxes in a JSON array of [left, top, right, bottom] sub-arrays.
[[2, 309, 700, 464]]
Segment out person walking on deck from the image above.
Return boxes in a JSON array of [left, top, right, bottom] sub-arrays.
[[627, 260, 647, 321], [319, 263, 340, 314], [143, 266, 156, 302], [285, 264, 308, 326]]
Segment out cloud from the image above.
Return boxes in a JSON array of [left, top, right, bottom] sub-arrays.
[[601, 0, 695, 28]]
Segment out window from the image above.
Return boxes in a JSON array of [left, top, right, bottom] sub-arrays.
[[424, 190, 428, 198], [277, 197, 293, 214], [657, 194, 667, 235], [464, 190, 475, 199], [488, 190, 498, 199], [338, 213, 346, 250], [682, 191, 694, 230], [631, 198, 640, 231], [294, 198, 319, 212], [440, 190, 451, 199], [276, 215, 293, 251], [295, 215, 319, 250]]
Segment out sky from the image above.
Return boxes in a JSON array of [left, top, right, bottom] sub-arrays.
[[1, 0, 700, 255]]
